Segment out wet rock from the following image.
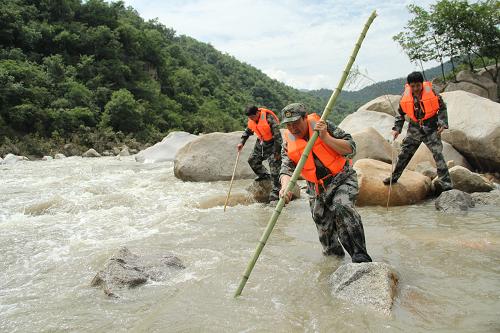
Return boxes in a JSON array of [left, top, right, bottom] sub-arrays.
[[435, 189, 474, 212], [130, 148, 138, 154], [102, 150, 112, 157], [1, 153, 28, 165], [42, 156, 53, 161], [196, 192, 253, 209], [357, 95, 401, 116], [246, 179, 300, 203], [82, 149, 101, 158], [54, 153, 66, 159], [329, 262, 398, 316], [112, 147, 121, 155], [449, 166, 495, 193], [119, 146, 130, 156], [440, 91, 500, 171], [136, 131, 198, 163], [352, 127, 393, 164], [354, 159, 431, 206], [471, 189, 500, 206], [414, 161, 437, 180], [174, 132, 257, 181], [91, 247, 184, 297]]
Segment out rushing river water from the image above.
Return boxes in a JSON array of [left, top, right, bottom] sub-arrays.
[[0, 156, 499, 332]]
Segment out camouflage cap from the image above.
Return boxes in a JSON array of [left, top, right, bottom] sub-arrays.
[[281, 103, 307, 124]]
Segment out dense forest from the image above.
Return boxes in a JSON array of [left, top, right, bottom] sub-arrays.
[[0, 0, 327, 156]]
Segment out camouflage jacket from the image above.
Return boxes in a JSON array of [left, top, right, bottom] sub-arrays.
[[393, 92, 448, 133], [280, 120, 356, 196], [240, 113, 282, 152]]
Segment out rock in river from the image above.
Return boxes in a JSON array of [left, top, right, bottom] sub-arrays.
[[91, 247, 184, 297], [435, 189, 475, 212], [329, 262, 399, 316]]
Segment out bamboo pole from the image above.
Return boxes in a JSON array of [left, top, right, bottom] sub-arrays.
[[386, 139, 396, 210], [224, 150, 241, 212], [234, 10, 378, 298]]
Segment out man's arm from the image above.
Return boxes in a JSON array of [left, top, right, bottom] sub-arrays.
[[240, 128, 253, 146], [392, 105, 406, 135], [279, 140, 296, 202], [436, 94, 448, 129]]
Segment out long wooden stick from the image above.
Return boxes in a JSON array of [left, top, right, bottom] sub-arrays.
[[224, 150, 241, 212], [234, 10, 378, 298]]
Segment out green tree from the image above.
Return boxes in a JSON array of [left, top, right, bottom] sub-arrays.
[[102, 89, 144, 133]]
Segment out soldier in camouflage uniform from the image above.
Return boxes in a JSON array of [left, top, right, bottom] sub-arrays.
[[238, 106, 282, 201], [384, 72, 452, 192], [279, 103, 372, 263]]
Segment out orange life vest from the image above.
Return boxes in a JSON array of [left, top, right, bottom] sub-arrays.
[[400, 81, 440, 124], [247, 108, 279, 142], [284, 113, 349, 193]]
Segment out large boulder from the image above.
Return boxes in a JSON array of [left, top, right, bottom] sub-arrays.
[[354, 159, 431, 206], [82, 148, 101, 158], [449, 166, 495, 193], [440, 91, 500, 171], [329, 262, 398, 316], [352, 127, 393, 164], [246, 179, 300, 203], [339, 110, 406, 141], [407, 141, 471, 170], [135, 131, 198, 163], [435, 189, 475, 212], [119, 146, 130, 156], [91, 247, 184, 297], [445, 81, 490, 99], [1, 153, 28, 165], [174, 132, 257, 181], [357, 95, 401, 116], [455, 70, 497, 101]]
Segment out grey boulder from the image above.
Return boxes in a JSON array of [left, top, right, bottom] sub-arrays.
[[435, 189, 474, 212], [329, 262, 398, 316]]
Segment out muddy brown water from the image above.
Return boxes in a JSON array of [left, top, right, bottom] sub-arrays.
[[0, 157, 499, 332]]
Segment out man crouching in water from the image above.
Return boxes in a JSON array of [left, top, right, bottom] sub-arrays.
[[279, 103, 372, 263]]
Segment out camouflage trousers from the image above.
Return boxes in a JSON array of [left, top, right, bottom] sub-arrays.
[[308, 171, 372, 263], [392, 126, 452, 189], [248, 140, 282, 200]]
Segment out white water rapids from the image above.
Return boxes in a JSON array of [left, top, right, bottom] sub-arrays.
[[0, 156, 499, 332]]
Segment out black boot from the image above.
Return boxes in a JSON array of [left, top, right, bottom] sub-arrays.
[[351, 252, 372, 263]]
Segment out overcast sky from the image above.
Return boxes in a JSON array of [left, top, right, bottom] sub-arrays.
[[123, 0, 438, 90]]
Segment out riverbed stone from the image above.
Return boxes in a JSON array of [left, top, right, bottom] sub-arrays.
[[246, 180, 300, 203], [357, 94, 401, 116], [354, 159, 431, 206], [449, 166, 495, 193], [82, 148, 101, 158], [42, 156, 53, 161], [91, 247, 184, 297], [174, 131, 257, 181], [119, 146, 130, 156], [1, 153, 28, 165], [329, 262, 398, 316], [54, 153, 66, 159], [471, 189, 500, 206], [435, 189, 474, 212]]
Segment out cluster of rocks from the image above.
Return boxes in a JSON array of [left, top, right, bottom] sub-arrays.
[[434, 67, 499, 102]]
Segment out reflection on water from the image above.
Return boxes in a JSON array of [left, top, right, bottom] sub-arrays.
[[0, 157, 499, 332]]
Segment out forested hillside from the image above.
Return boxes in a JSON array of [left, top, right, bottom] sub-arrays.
[[0, 0, 325, 155]]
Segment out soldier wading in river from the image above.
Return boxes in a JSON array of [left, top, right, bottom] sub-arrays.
[[237, 106, 282, 202], [279, 103, 372, 263], [384, 71, 453, 193]]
